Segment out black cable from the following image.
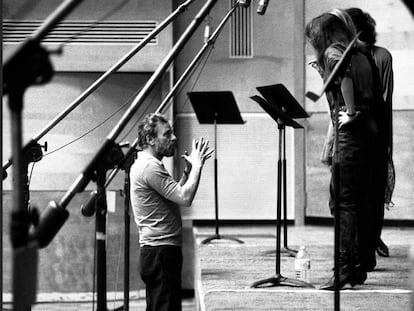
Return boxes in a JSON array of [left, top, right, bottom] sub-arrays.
[[42, 108, 124, 157], [111, 227, 125, 309], [118, 90, 158, 143], [171, 41, 216, 127], [27, 162, 36, 188], [43, 87, 142, 157]]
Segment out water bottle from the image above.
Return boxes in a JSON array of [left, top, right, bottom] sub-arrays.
[[295, 246, 311, 283]]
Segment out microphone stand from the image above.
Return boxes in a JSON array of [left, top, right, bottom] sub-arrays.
[[3, 1, 84, 309], [306, 31, 361, 311], [2, 0, 197, 179], [46, 2, 219, 310], [81, 144, 137, 311], [119, 150, 137, 311], [93, 144, 125, 311]]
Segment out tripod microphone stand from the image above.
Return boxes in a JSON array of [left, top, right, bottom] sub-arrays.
[[81, 143, 137, 311], [249, 85, 312, 288], [187, 91, 245, 244], [3, 1, 83, 309]]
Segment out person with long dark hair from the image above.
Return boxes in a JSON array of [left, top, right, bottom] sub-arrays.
[[305, 9, 382, 290]]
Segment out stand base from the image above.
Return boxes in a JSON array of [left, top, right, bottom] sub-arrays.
[[261, 247, 298, 258], [251, 273, 314, 288], [201, 234, 244, 244], [283, 246, 298, 257]]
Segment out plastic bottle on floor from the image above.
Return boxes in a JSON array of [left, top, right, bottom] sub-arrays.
[[295, 246, 311, 283]]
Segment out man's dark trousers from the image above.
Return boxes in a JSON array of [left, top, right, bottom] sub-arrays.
[[140, 245, 183, 311]]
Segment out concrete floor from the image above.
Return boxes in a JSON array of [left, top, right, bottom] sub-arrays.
[[195, 224, 414, 311]]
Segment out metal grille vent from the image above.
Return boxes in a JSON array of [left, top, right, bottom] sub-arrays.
[[229, 1, 253, 58], [2, 20, 158, 44]]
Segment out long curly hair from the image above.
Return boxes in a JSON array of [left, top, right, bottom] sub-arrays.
[[305, 10, 356, 71]]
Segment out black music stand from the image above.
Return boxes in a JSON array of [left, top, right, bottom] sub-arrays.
[[249, 84, 313, 288], [188, 91, 245, 244], [257, 84, 309, 256]]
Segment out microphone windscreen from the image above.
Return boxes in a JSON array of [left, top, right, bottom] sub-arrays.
[[257, 0, 269, 15], [30, 201, 69, 248], [204, 24, 211, 43]]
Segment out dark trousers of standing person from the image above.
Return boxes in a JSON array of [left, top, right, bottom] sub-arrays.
[[366, 132, 388, 263], [140, 245, 183, 311], [328, 112, 378, 285]]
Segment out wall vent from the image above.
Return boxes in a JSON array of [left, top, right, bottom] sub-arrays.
[[229, 1, 253, 58], [2, 20, 158, 44]]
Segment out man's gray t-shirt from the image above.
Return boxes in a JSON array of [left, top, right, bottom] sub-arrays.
[[130, 152, 182, 247]]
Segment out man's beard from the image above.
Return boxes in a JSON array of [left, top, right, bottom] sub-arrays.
[[155, 141, 176, 158], [164, 145, 175, 157]]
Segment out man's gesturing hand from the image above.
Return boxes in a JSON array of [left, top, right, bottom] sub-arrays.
[[182, 137, 214, 169]]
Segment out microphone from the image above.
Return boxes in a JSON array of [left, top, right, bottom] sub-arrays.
[[239, 0, 251, 8], [29, 201, 69, 248], [80, 190, 98, 217], [204, 23, 211, 44], [257, 0, 269, 15]]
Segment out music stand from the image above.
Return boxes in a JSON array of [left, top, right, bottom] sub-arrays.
[[257, 84, 309, 256], [188, 91, 245, 244], [249, 84, 313, 288]]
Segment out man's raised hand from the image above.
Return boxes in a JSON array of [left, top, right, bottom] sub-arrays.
[[182, 137, 214, 168]]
